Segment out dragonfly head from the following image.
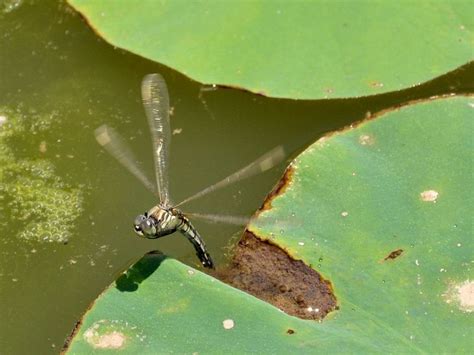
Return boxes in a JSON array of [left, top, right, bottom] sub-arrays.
[[134, 213, 157, 238]]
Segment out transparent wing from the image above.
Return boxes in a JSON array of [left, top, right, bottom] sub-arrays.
[[142, 73, 172, 207], [185, 212, 250, 226], [95, 125, 156, 194], [175, 146, 286, 207], [185, 212, 298, 229]]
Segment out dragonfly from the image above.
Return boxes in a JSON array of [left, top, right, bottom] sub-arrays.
[[95, 73, 285, 269]]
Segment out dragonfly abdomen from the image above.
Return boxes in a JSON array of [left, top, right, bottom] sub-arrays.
[[177, 216, 214, 269]]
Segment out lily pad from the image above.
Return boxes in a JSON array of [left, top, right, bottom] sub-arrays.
[[65, 96, 473, 353], [67, 1, 473, 99]]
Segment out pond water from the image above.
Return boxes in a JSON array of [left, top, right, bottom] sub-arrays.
[[0, 1, 472, 353]]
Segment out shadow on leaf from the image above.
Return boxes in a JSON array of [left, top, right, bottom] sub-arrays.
[[115, 251, 166, 292]]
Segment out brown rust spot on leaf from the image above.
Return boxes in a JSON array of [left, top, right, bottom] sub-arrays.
[[259, 165, 294, 212], [215, 231, 337, 320], [286, 329, 295, 335], [61, 290, 102, 353], [383, 248, 404, 261], [61, 319, 83, 354]]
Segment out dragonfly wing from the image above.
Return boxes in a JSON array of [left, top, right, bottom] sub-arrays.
[[185, 212, 250, 226], [186, 212, 300, 234], [142, 73, 172, 207], [95, 125, 156, 194], [175, 146, 286, 207]]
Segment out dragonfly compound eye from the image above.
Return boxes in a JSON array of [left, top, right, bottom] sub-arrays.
[[133, 214, 147, 236], [139, 218, 157, 237]]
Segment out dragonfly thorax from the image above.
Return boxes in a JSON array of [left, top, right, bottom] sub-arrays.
[[133, 206, 181, 239]]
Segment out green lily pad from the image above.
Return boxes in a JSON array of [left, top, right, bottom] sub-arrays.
[[67, 1, 473, 99], [65, 96, 473, 353]]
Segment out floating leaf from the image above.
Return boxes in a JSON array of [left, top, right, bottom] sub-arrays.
[[67, 1, 473, 99], [65, 96, 473, 353]]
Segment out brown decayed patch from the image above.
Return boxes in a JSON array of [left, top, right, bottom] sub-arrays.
[[286, 329, 295, 335], [259, 165, 294, 212], [61, 294, 102, 353], [61, 319, 83, 354], [383, 249, 404, 261], [215, 232, 337, 320]]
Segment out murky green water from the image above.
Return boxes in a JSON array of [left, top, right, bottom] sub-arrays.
[[0, 1, 472, 353]]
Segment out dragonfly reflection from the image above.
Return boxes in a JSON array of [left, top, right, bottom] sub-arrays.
[[95, 74, 285, 268]]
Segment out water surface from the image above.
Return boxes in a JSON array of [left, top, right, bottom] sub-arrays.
[[0, 1, 472, 353]]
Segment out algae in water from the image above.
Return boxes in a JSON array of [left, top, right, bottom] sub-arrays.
[[0, 107, 83, 243]]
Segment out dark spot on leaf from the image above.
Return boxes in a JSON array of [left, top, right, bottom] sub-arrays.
[[214, 232, 337, 321], [383, 248, 404, 261], [287, 329, 295, 335]]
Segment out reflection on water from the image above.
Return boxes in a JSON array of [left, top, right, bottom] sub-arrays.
[[0, 0, 472, 353]]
